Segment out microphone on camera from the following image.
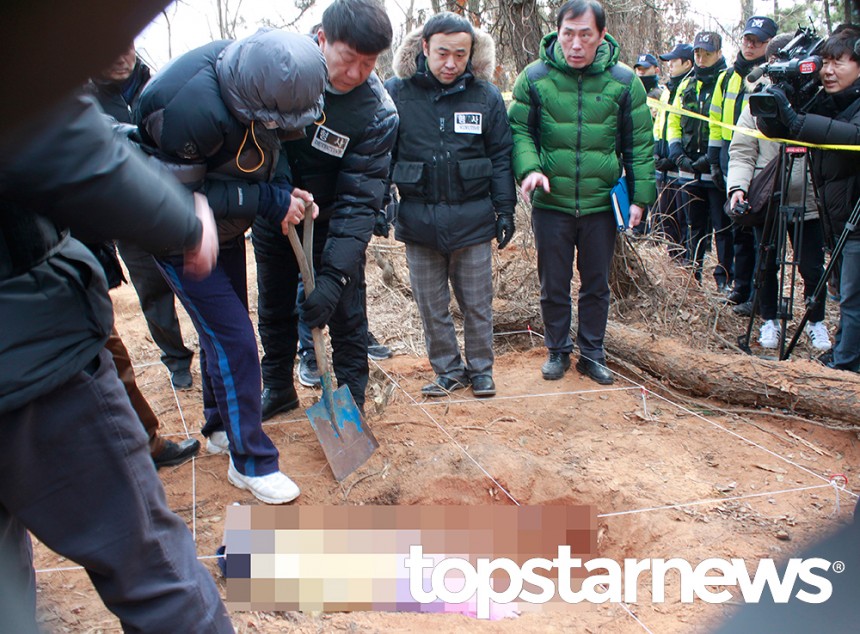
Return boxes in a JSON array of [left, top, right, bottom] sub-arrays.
[[747, 64, 768, 83]]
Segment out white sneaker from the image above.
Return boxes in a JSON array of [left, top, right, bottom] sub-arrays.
[[805, 321, 832, 351], [227, 462, 300, 504], [206, 431, 230, 455], [758, 320, 779, 349]]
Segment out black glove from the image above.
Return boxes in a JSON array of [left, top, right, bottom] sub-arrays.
[[766, 85, 799, 130], [710, 163, 726, 191], [691, 155, 711, 173], [257, 182, 293, 224], [495, 214, 515, 249], [372, 209, 390, 238], [675, 154, 695, 173], [301, 270, 348, 329], [655, 157, 676, 172]]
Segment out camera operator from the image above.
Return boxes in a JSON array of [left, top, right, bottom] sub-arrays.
[[757, 25, 860, 372], [728, 34, 830, 352]]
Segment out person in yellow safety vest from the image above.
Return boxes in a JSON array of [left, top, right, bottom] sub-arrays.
[[633, 52, 663, 233], [653, 43, 694, 260], [667, 31, 733, 291], [709, 15, 778, 308]]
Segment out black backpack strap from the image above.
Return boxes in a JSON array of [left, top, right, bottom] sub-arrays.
[[525, 61, 550, 152], [718, 68, 735, 124], [608, 64, 636, 155]]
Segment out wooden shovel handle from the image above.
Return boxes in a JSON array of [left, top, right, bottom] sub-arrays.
[[286, 212, 333, 384]]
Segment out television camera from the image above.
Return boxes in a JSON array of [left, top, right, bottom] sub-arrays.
[[748, 25, 825, 118]]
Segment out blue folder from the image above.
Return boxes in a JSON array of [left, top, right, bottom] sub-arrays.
[[611, 176, 630, 232]]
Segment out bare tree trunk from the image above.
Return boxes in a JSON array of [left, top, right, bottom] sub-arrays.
[[604, 322, 860, 425], [216, 0, 226, 39], [403, 0, 417, 34], [740, 0, 754, 21], [496, 0, 545, 74], [215, 0, 244, 40], [161, 9, 173, 59], [467, 0, 481, 27], [824, 0, 832, 34]]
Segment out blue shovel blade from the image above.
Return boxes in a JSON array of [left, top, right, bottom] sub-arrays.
[[306, 385, 379, 482]]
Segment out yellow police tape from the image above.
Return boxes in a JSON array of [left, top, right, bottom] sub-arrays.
[[648, 96, 860, 152]]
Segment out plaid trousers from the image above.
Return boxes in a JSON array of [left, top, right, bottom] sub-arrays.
[[405, 241, 494, 378]]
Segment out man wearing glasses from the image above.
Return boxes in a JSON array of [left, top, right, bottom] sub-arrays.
[[709, 16, 778, 310]]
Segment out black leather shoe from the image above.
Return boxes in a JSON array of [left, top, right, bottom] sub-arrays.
[[733, 301, 753, 317], [261, 386, 300, 421], [367, 332, 393, 360], [575, 357, 614, 385], [725, 289, 747, 306], [541, 352, 571, 380], [471, 374, 496, 398], [154, 438, 201, 469], [170, 368, 193, 390], [421, 375, 469, 397]]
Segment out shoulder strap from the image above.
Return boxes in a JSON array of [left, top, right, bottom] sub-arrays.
[[717, 68, 734, 120], [608, 62, 636, 88], [610, 63, 635, 156], [525, 60, 550, 152], [720, 68, 734, 95]]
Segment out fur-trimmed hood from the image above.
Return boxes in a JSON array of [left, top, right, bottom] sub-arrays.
[[392, 25, 496, 81]]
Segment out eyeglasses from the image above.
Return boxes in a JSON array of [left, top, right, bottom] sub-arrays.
[[742, 35, 766, 48]]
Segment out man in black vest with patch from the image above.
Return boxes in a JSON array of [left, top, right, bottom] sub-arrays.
[[386, 12, 516, 397], [252, 0, 398, 418]]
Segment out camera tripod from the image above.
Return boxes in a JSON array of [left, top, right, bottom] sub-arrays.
[[783, 195, 860, 360], [737, 144, 813, 357]]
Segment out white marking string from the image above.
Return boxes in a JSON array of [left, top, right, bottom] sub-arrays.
[[166, 367, 197, 541], [598, 482, 836, 518], [597, 585, 655, 634], [369, 358, 521, 506], [642, 388, 857, 497], [412, 386, 639, 407]]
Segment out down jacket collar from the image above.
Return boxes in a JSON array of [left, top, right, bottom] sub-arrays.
[[216, 29, 327, 131], [392, 25, 496, 81]]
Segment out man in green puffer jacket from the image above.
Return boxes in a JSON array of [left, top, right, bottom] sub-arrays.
[[509, 0, 655, 385]]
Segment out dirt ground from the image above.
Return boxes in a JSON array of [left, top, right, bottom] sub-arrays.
[[31, 231, 860, 633]]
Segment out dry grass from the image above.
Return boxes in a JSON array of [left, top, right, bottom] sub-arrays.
[[363, 196, 839, 376]]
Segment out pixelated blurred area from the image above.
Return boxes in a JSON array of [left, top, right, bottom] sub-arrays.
[[31, 233, 860, 632]]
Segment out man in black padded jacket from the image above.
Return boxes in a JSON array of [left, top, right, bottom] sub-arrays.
[[252, 0, 399, 419]]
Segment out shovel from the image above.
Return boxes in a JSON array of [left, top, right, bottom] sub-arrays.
[[287, 213, 379, 481]]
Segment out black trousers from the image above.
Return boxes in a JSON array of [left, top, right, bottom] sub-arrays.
[[731, 224, 757, 299], [532, 207, 617, 360], [0, 348, 233, 633], [655, 174, 686, 261], [754, 218, 826, 322], [252, 218, 369, 408], [117, 240, 193, 373], [682, 184, 733, 286]]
